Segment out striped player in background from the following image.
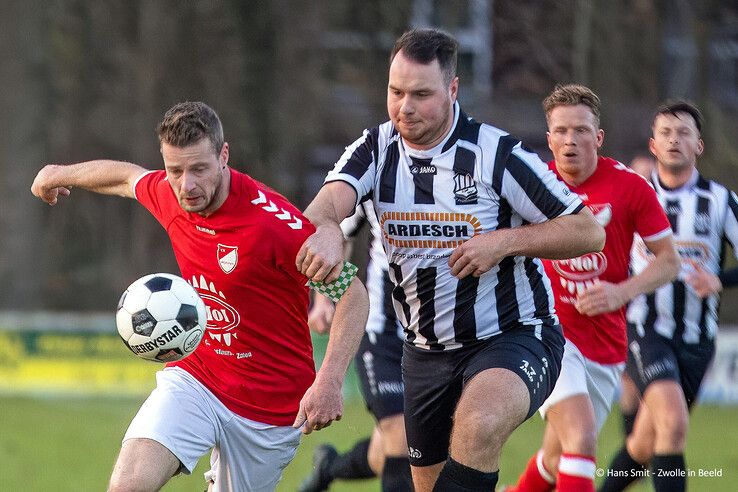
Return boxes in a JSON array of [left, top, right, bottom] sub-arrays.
[[296, 28, 605, 491], [505, 85, 679, 492], [600, 101, 738, 492]]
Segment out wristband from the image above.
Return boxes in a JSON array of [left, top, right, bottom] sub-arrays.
[[306, 261, 359, 302]]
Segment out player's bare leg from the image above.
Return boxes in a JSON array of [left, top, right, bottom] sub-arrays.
[[641, 380, 688, 454], [377, 413, 407, 460], [626, 380, 687, 463], [108, 438, 181, 492], [540, 420, 563, 474], [377, 413, 413, 490], [625, 400, 656, 464], [411, 462, 445, 492], [367, 426, 385, 475], [542, 394, 598, 490], [600, 381, 688, 492], [412, 367, 529, 491], [618, 373, 640, 436]]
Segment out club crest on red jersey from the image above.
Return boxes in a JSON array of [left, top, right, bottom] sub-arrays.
[[217, 244, 238, 274], [588, 203, 612, 227]]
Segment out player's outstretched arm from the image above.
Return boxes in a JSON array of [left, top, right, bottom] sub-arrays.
[[449, 207, 605, 279], [297, 181, 358, 283], [576, 235, 679, 316], [31, 160, 148, 205], [293, 278, 368, 435]]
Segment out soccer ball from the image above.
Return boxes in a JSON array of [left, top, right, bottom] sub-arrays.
[[116, 273, 206, 362]]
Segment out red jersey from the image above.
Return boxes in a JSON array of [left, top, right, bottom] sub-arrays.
[[134, 168, 316, 425], [544, 157, 671, 364]]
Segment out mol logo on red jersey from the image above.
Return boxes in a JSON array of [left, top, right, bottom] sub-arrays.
[[189, 275, 241, 346], [552, 252, 608, 300], [552, 252, 608, 282]]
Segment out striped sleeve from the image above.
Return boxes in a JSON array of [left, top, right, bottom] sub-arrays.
[[724, 189, 738, 256], [325, 127, 379, 209], [493, 139, 583, 223], [339, 201, 368, 238]]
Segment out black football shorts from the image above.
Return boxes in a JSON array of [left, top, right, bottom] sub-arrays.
[[354, 330, 405, 421], [402, 323, 565, 466], [625, 322, 715, 408]]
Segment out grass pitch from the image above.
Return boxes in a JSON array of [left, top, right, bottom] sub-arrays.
[[1, 395, 737, 491]]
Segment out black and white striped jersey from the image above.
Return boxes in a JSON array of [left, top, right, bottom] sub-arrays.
[[340, 201, 405, 340], [326, 103, 584, 350], [628, 169, 738, 344]]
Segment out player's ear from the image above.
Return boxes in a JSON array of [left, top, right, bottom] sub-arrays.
[[449, 76, 459, 103], [696, 138, 704, 156], [220, 142, 229, 167], [596, 129, 605, 149]]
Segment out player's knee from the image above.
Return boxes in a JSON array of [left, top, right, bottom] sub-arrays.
[[455, 408, 512, 449], [654, 410, 688, 446]]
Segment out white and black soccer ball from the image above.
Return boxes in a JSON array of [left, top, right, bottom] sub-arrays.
[[116, 273, 206, 363]]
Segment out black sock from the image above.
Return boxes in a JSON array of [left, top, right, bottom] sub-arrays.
[[431, 457, 498, 491], [651, 454, 685, 492], [381, 456, 413, 492], [621, 410, 637, 436], [329, 438, 375, 480], [598, 446, 647, 492]]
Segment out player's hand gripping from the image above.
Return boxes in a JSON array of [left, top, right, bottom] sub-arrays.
[[296, 223, 345, 283], [685, 260, 722, 298], [292, 374, 343, 435], [31, 165, 72, 205], [448, 231, 510, 279], [575, 280, 628, 316]]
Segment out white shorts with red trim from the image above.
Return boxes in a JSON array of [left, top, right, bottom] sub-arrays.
[[124, 367, 301, 491], [538, 339, 624, 431]]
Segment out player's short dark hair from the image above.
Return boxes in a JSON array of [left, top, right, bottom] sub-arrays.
[[157, 101, 224, 154], [653, 100, 703, 134], [542, 84, 601, 126], [391, 28, 458, 84]]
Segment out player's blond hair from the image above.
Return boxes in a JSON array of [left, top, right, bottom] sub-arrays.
[[543, 84, 601, 127]]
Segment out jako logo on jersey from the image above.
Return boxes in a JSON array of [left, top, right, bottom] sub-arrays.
[[588, 203, 612, 227], [453, 172, 478, 205], [189, 275, 240, 347], [380, 211, 481, 248], [410, 164, 437, 175], [217, 244, 238, 274]]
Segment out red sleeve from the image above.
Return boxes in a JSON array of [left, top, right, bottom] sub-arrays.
[[133, 170, 174, 228], [256, 184, 317, 285], [630, 174, 671, 240]]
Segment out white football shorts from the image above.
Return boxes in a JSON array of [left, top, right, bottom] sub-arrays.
[[538, 339, 624, 431], [124, 367, 301, 491]]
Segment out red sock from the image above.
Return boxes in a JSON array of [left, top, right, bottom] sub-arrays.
[[507, 450, 555, 492], [557, 453, 596, 492]]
